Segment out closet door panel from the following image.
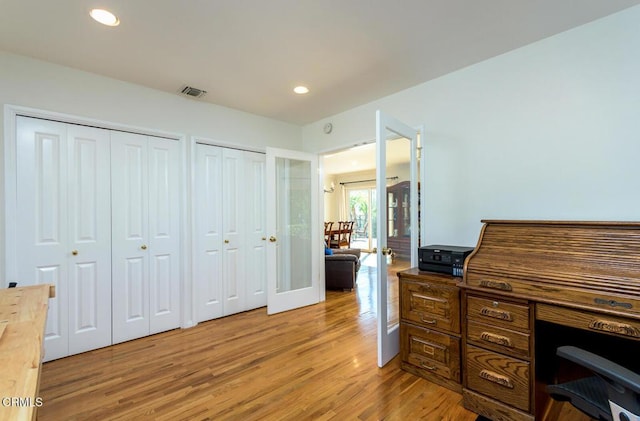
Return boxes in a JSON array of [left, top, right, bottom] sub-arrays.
[[148, 137, 181, 334], [16, 117, 69, 360], [245, 152, 267, 309], [222, 148, 245, 315], [111, 131, 150, 344], [195, 144, 223, 322], [67, 125, 112, 354]]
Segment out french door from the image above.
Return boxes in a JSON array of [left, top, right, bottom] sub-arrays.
[[266, 147, 321, 314], [376, 110, 418, 367]]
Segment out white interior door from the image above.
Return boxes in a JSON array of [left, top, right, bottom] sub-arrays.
[[66, 124, 112, 355], [221, 148, 246, 315], [266, 147, 320, 314], [16, 117, 112, 360], [112, 132, 180, 342], [147, 137, 181, 334], [244, 151, 267, 309], [111, 131, 150, 343], [16, 117, 70, 360], [376, 110, 418, 367], [194, 144, 224, 321]]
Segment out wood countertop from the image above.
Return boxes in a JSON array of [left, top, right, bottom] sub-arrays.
[[0, 284, 53, 421]]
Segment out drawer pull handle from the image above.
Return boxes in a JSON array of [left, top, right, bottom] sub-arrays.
[[420, 315, 437, 324], [420, 362, 437, 371], [479, 280, 513, 291], [480, 332, 513, 348], [413, 293, 445, 304], [480, 307, 513, 322], [411, 337, 445, 356], [479, 369, 514, 389], [589, 319, 640, 338]]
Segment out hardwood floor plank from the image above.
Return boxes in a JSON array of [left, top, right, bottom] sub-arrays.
[[39, 273, 478, 421]]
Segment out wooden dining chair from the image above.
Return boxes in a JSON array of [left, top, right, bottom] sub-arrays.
[[324, 222, 333, 245], [341, 221, 354, 248], [329, 221, 341, 248], [331, 221, 353, 248]]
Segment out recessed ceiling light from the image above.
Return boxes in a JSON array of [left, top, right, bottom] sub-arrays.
[[90, 9, 120, 26], [293, 86, 309, 94]]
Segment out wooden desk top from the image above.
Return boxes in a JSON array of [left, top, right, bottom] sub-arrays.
[[463, 220, 640, 321], [0, 284, 53, 421]]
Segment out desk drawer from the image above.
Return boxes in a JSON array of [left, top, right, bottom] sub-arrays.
[[401, 280, 460, 333], [467, 295, 530, 332], [537, 303, 640, 341], [401, 323, 461, 382], [465, 345, 530, 412], [467, 319, 530, 359]]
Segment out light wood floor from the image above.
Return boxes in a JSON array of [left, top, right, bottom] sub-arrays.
[[38, 261, 587, 420]]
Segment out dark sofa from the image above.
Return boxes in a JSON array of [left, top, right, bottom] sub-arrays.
[[325, 248, 361, 291]]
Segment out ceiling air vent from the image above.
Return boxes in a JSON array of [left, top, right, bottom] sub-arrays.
[[180, 86, 207, 99]]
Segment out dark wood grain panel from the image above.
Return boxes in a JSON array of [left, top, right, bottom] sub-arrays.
[[467, 295, 530, 331], [537, 303, 640, 340], [464, 221, 640, 316], [463, 389, 534, 421], [467, 319, 530, 359], [401, 322, 461, 382], [465, 345, 530, 412], [401, 278, 460, 333]]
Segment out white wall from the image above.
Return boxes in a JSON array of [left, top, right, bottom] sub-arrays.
[[303, 6, 640, 247], [0, 52, 302, 281]]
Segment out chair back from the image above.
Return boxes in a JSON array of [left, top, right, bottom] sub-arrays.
[[338, 221, 354, 248], [324, 222, 333, 245]]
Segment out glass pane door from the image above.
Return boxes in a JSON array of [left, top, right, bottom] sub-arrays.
[[376, 111, 418, 367], [266, 148, 320, 314]]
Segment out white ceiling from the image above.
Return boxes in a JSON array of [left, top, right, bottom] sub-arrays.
[[1, 1, 639, 125]]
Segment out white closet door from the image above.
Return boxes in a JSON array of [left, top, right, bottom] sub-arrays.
[[147, 137, 181, 334], [244, 151, 267, 309], [16, 117, 111, 360], [222, 148, 246, 315], [195, 144, 224, 322], [66, 124, 112, 355], [16, 117, 70, 360], [111, 131, 150, 343]]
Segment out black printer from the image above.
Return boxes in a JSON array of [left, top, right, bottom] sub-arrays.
[[418, 245, 474, 277]]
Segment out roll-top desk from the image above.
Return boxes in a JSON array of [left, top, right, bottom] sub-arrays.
[[461, 220, 640, 421]]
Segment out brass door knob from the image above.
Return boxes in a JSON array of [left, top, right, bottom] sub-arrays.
[[224, 240, 230, 244], [269, 236, 277, 243], [72, 250, 79, 256], [381, 247, 393, 256], [141, 245, 148, 250]]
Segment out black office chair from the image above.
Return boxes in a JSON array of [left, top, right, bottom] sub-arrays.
[[546, 346, 640, 421]]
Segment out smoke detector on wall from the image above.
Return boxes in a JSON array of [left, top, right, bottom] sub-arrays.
[[180, 86, 207, 99]]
